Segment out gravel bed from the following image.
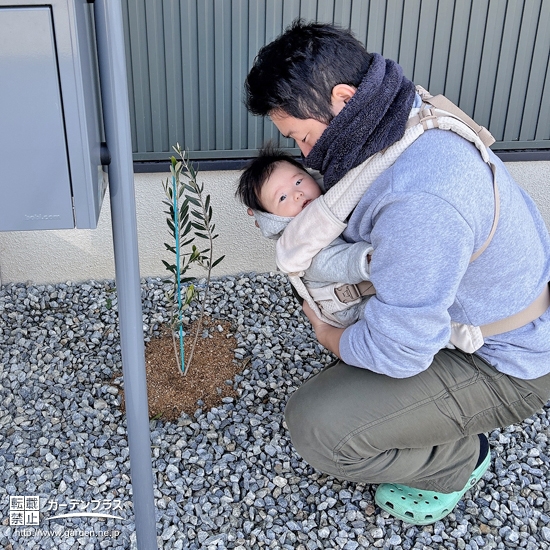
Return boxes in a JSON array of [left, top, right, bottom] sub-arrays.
[[1, 273, 550, 550]]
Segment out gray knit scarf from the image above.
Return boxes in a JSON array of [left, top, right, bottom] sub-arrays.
[[305, 53, 416, 190]]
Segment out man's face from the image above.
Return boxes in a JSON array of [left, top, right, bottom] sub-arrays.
[[269, 111, 328, 157], [268, 85, 353, 156], [259, 161, 322, 218]]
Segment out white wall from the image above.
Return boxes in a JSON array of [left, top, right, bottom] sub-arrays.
[[0, 170, 276, 285], [506, 161, 550, 225], [0, 161, 548, 285]]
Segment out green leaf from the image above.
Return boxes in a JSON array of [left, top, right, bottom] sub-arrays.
[[162, 260, 176, 274], [185, 285, 196, 298], [186, 196, 201, 207], [183, 221, 193, 235], [190, 210, 205, 220], [190, 250, 200, 262], [212, 255, 225, 268], [194, 232, 209, 239]]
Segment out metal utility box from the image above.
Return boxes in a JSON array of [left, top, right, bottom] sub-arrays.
[[0, 0, 107, 231]]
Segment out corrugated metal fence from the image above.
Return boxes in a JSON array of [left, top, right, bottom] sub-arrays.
[[121, 0, 550, 162]]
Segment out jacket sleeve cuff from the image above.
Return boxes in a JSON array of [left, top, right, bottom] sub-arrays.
[[338, 326, 358, 366]]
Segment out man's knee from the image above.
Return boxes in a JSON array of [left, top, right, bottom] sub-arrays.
[[284, 384, 336, 466], [284, 385, 325, 444], [284, 363, 345, 440], [284, 377, 378, 478]]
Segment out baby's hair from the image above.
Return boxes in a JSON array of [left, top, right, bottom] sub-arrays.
[[236, 144, 306, 212]]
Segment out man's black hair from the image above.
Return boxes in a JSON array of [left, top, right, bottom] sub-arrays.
[[245, 19, 373, 124], [236, 144, 306, 212]]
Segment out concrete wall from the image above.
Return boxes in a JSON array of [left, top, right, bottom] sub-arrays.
[[0, 161, 548, 285], [0, 170, 276, 285]]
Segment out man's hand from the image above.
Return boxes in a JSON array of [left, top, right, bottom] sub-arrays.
[[302, 301, 344, 358]]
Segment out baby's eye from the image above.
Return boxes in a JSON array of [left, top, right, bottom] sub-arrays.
[[279, 194, 287, 202], [295, 179, 302, 186]]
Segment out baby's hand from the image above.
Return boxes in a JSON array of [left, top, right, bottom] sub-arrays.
[[302, 300, 322, 329]]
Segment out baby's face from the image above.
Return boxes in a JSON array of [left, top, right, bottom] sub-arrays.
[[259, 161, 322, 218]]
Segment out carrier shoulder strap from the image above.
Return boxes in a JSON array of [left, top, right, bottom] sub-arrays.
[[409, 86, 499, 263], [420, 92, 495, 148]]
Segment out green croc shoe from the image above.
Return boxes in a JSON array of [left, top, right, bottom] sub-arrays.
[[374, 445, 491, 525]]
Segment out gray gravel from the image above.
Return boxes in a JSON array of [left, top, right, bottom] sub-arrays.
[[1, 273, 550, 549]]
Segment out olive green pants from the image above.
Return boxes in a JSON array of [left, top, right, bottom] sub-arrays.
[[284, 349, 550, 492]]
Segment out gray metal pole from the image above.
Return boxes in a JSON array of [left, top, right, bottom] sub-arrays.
[[93, 1, 158, 548]]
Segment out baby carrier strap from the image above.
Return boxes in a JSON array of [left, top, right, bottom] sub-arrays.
[[411, 86, 499, 263], [480, 283, 550, 338], [411, 87, 495, 148], [469, 158, 499, 263], [334, 281, 376, 303]]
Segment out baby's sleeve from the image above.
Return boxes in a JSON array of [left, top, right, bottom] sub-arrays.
[[305, 237, 373, 284]]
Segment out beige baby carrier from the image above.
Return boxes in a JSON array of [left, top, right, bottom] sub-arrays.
[[277, 86, 550, 353]]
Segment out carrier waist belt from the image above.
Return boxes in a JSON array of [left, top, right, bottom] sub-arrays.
[[479, 283, 550, 338]]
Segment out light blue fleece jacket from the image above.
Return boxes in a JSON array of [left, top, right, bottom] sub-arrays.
[[339, 128, 550, 379]]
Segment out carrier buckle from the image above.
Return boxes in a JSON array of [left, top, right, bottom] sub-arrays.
[[335, 283, 361, 304], [419, 108, 439, 131]]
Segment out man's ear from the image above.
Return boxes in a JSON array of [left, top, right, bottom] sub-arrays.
[[330, 84, 356, 116]]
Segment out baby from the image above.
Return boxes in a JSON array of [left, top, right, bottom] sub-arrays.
[[236, 145, 374, 327]]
